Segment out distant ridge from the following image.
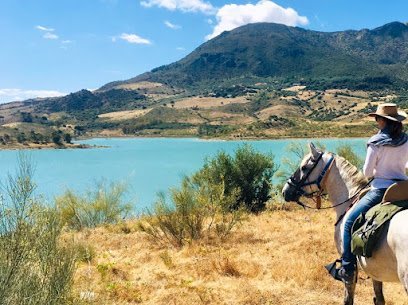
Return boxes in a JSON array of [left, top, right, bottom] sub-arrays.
[[101, 21, 408, 91]]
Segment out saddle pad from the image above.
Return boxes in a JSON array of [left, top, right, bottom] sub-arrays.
[[351, 200, 408, 257]]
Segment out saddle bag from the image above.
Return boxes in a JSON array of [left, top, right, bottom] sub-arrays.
[[351, 200, 408, 257]]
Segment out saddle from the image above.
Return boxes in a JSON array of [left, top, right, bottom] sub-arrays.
[[382, 180, 408, 203], [351, 180, 408, 257]]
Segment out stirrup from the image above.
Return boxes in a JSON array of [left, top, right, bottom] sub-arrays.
[[325, 259, 342, 281]]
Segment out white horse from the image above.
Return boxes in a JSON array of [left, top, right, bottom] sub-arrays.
[[282, 143, 408, 305]]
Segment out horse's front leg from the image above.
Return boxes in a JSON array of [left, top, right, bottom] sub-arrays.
[[373, 280, 385, 305], [343, 270, 358, 305]]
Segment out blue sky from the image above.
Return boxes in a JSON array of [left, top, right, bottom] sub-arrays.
[[0, 0, 407, 103]]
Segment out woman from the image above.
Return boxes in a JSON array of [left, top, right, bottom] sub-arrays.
[[338, 103, 408, 283]]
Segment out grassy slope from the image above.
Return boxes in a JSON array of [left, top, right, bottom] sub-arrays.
[[0, 85, 404, 146], [72, 205, 406, 305]]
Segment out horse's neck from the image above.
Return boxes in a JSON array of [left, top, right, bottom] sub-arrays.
[[325, 164, 356, 220], [323, 158, 365, 253]]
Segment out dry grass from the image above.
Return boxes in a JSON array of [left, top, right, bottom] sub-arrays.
[[257, 105, 299, 120], [116, 82, 164, 90], [282, 85, 306, 92], [172, 97, 249, 109], [202, 111, 256, 125], [71, 207, 407, 305], [98, 109, 152, 121]]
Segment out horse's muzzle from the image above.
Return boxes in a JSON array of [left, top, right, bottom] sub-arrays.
[[282, 182, 301, 202]]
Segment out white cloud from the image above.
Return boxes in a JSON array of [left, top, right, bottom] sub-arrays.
[[164, 20, 181, 29], [140, 0, 216, 14], [62, 40, 73, 44], [43, 32, 59, 40], [176, 46, 186, 51], [35, 25, 54, 32], [119, 33, 152, 44], [35, 25, 61, 40], [206, 0, 309, 40], [0, 89, 66, 104]]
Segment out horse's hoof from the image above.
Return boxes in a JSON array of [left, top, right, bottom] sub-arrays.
[[373, 297, 385, 305]]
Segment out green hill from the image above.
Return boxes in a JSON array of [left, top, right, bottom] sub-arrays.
[[102, 21, 408, 91]]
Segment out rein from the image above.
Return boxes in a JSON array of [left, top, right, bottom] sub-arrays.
[[296, 178, 373, 212]]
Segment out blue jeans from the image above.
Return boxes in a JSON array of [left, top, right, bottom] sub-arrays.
[[342, 188, 386, 271]]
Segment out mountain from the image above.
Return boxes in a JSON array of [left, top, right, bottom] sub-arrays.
[[2, 21, 408, 146], [102, 21, 408, 91]]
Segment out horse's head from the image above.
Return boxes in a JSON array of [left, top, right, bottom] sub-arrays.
[[282, 142, 334, 203]]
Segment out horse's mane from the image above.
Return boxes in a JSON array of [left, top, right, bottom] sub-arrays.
[[334, 155, 368, 194]]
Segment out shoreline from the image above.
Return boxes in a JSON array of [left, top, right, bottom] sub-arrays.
[[0, 133, 370, 150], [75, 133, 369, 142], [0, 143, 102, 151]]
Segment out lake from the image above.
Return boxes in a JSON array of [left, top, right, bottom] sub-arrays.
[[0, 137, 367, 211]]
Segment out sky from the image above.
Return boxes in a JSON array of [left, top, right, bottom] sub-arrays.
[[0, 0, 407, 103]]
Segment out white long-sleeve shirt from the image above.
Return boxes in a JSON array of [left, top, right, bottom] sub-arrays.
[[363, 141, 408, 189]]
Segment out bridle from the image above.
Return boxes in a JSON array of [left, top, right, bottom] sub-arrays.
[[286, 151, 373, 217], [286, 151, 335, 209]]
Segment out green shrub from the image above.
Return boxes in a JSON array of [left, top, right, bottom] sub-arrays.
[[56, 181, 132, 230], [193, 144, 277, 212], [73, 242, 96, 263], [138, 177, 244, 247], [336, 143, 364, 170], [0, 154, 76, 305]]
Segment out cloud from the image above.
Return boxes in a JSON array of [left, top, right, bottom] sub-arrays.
[[35, 25, 54, 32], [118, 33, 152, 44], [206, 0, 309, 40], [164, 20, 181, 30], [176, 47, 186, 51], [36, 25, 62, 40], [43, 32, 59, 40], [0, 89, 66, 104], [62, 40, 73, 44], [140, 0, 216, 14]]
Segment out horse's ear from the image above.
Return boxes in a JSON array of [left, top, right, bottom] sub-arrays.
[[309, 142, 320, 159]]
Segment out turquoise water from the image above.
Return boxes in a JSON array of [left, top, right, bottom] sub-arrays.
[[0, 137, 367, 211]]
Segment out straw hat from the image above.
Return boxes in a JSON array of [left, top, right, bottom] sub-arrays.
[[368, 103, 407, 122]]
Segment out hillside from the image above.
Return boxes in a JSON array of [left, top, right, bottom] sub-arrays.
[[103, 21, 408, 90], [1, 22, 408, 146]]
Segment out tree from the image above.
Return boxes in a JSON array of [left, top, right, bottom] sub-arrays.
[[16, 132, 26, 143], [51, 131, 62, 145], [20, 112, 33, 123], [63, 133, 72, 144]]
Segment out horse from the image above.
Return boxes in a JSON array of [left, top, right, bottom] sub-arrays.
[[281, 142, 408, 305]]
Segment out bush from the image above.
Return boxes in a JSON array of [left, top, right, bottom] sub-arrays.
[[336, 143, 364, 170], [56, 181, 132, 230], [138, 176, 244, 247], [0, 154, 76, 305], [193, 144, 277, 212]]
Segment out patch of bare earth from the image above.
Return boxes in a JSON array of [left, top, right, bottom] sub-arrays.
[[202, 111, 256, 125], [257, 105, 299, 120], [296, 90, 317, 101], [282, 85, 306, 92], [72, 208, 407, 305], [98, 109, 152, 121], [173, 97, 249, 109], [116, 82, 164, 90]]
